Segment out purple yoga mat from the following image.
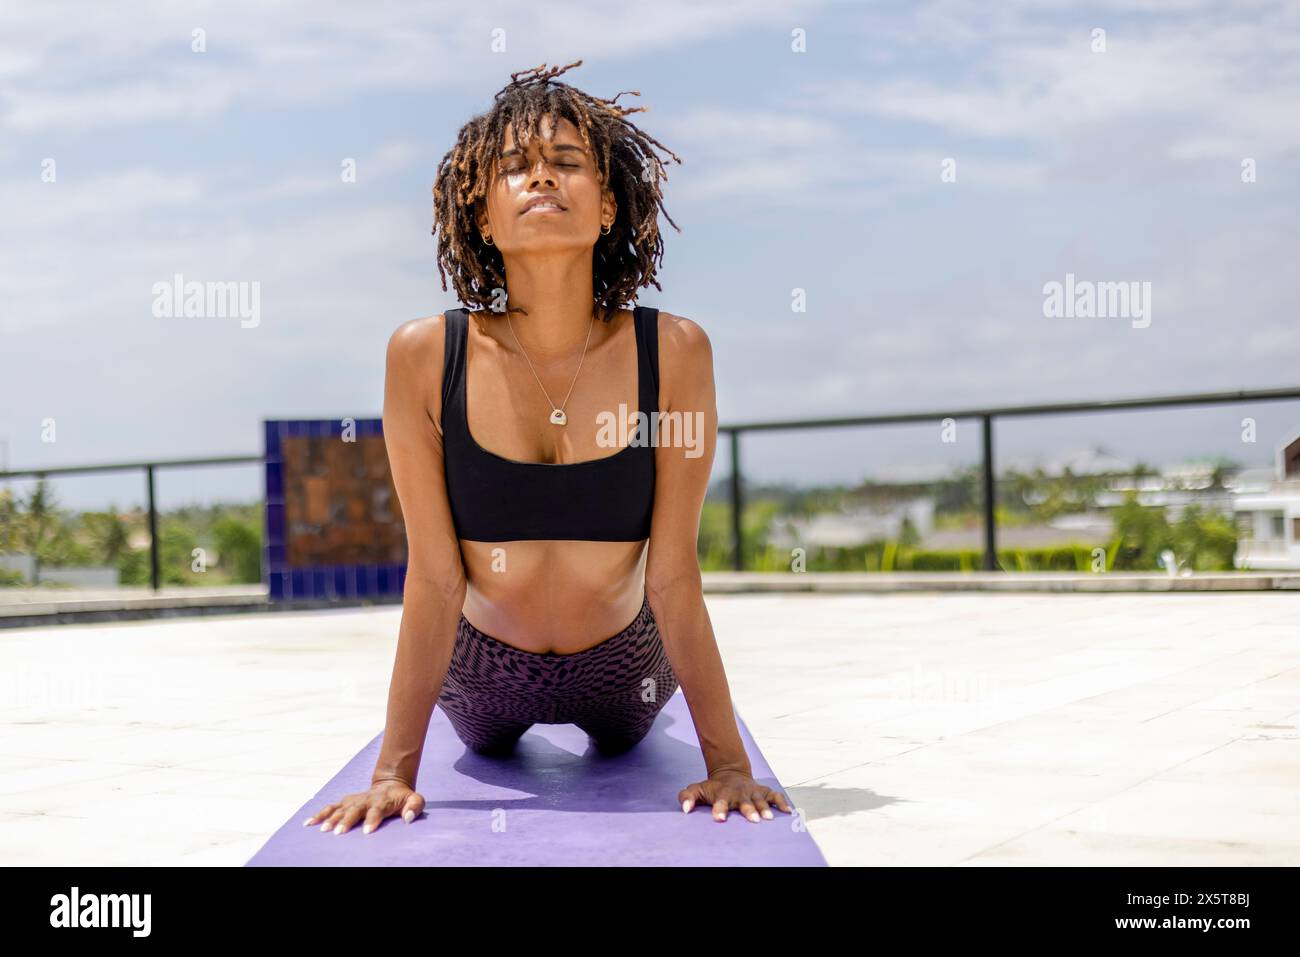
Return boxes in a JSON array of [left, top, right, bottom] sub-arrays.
[[246, 690, 826, 866]]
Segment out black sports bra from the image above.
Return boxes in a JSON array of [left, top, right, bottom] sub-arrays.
[[439, 305, 659, 542]]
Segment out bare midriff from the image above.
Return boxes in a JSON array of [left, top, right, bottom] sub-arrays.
[[459, 539, 649, 654]]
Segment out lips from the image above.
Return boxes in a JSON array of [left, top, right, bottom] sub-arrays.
[[521, 196, 566, 214]]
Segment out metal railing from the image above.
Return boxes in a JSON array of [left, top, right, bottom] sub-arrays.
[[719, 386, 1300, 571], [3, 386, 1299, 587], [0, 454, 259, 590]]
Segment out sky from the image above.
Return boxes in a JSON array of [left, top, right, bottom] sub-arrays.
[[3, 0, 1299, 511]]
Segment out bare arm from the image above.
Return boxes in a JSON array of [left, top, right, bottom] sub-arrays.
[[370, 314, 468, 788], [644, 312, 751, 778]]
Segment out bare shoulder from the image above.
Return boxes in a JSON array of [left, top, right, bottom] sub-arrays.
[[652, 310, 714, 417], [654, 308, 714, 373], [385, 313, 452, 428], [387, 312, 448, 363]]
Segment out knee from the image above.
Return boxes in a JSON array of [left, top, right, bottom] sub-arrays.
[[468, 735, 521, 757], [589, 721, 653, 755], [591, 735, 637, 755], [451, 720, 526, 756]]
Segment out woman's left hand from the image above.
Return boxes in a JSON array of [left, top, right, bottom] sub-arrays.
[[679, 769, 794, 822]]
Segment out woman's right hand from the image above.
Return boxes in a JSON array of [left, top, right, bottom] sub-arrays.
[[303, 778, 426, 835]]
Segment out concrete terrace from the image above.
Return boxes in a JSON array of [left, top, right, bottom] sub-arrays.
[[1, 588, 1298, 866]]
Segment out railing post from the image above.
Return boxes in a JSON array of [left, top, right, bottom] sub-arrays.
[[146, 464, 160, 591], [981, 414, 1000, 571], [729, 429, 744, 571]]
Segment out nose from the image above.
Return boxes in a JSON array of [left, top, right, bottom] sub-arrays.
[[525, 153, 559, 188], [528, 164, 558, 189]]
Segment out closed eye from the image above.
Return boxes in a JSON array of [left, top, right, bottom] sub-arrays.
[[502, 162, 582, 173]]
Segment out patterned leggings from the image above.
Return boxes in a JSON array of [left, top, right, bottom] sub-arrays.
[[436, 594, 679, 755]]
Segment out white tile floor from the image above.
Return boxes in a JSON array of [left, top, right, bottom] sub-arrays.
[[1, 592, 1297, 866]]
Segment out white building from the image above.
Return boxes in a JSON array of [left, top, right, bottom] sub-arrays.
[[768, 499, 936, 550], [1231, 430, 1300, 570]]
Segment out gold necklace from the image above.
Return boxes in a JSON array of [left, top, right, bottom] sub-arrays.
[[504, 308, 597, 426]]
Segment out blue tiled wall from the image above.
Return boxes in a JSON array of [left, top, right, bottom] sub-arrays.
[[263, 417, 405, 601]]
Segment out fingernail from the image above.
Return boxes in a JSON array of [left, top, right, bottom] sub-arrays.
[[404, 810, 415, 823], [749, 813, 760, 823], [762, 809, 773, 819], [333, 823, 344, 835], [302, 818, 313, 826], [681, 800, 691, 813], [319, 822, 330, 831], [362, 824, 373, 834]]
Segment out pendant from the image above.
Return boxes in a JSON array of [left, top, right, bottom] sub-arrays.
[[549, 409, 567, 426]]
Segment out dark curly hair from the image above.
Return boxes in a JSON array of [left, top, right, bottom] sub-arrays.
[[431, 59, 682, 323]]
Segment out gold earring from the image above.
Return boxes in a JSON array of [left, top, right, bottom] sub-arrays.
[[600, 222, 611, 235], [482, 233, 494, 246]]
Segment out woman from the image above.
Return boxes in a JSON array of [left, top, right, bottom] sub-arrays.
[[305, 60, 791, 835]]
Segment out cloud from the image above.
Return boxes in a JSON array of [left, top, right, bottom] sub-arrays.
[[818, 5, 1300, 164], [0, 2, 452, 134], [240, 141, 427, 201], [0, 0, 817, 135]]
